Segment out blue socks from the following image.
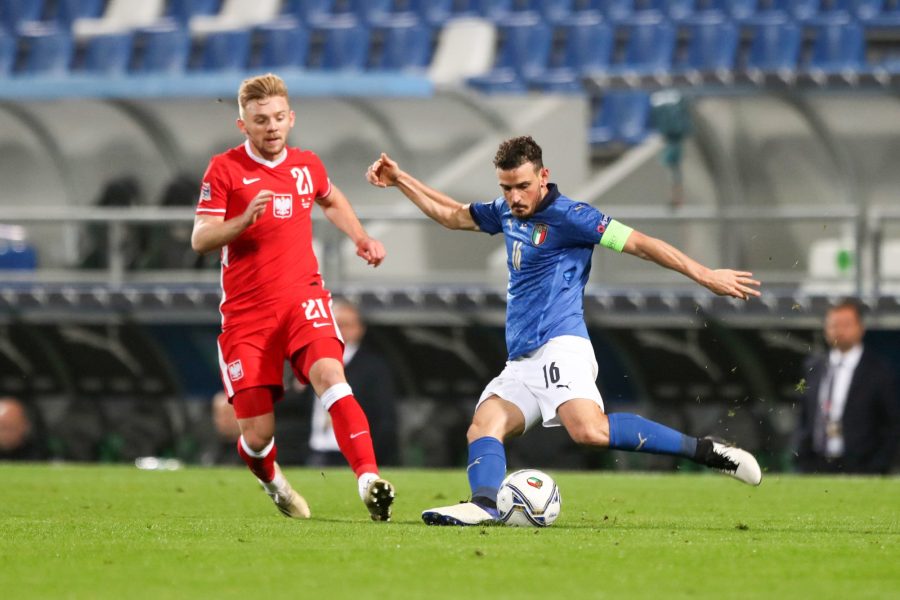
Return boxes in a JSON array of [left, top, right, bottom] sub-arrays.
[[608, 413, 697, 458], [467, 436, 507, 506]]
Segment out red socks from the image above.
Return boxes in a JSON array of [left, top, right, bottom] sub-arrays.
[[237, 436, 277, 483], [328, 395, 379, 477]]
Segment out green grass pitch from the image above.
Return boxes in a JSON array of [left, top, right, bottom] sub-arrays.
[[1, 464, 897, 599]]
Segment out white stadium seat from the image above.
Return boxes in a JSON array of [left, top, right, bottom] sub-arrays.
[[189, 0, 281, 35], [428, 18, 496, 86], [72, 0, 167, 40]]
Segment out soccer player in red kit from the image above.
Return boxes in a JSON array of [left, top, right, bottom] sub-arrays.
[[191, 73, 395, 521]]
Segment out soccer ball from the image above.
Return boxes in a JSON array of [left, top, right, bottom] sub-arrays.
[[496, 469, 561, 527]]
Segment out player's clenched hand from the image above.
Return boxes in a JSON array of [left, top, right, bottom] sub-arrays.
[[706, 270, 761, 301], [366, 153, 401, 188], [356, 237, 385, 267], [241, 190, 273, 227]]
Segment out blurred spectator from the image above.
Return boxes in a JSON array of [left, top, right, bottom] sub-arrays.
[[306, 299, 399, 466], [79, 175, 149, 270], [795, 299, 900, 474], [138, 173, 218, 270], [198, 391, 243, 466], [0, 396, 42, 460]]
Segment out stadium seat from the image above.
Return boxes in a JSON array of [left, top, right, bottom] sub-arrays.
[[404, 0, 455, 25], [130, 23, 190, 73], [309, 15, 370, 70], [578, 0, 635, 21], [466, 12, 553, 93], [332, 0, 394, 24], [603, 14, 676, 84], [72, 0, 167, 39], [54, 0, 105, 24], [674, 14, 739, 84], [741, 18, 802, 83], [370, 17, 433, 71], [528, 0, 577, 22], [473, 0, 516, 19], [78, 31, 134, 74], [695, 0, 758, 19], [636, 0, 696, 20], [190, 0, 280, 35], [428, 17, 496, 85], [252, 20, 310, 69], [0, 0, 45, 31], [759, 0, 821, 20], [280, 0, 335, 24], [167, 0, 222, 23], [528, 15, 614, 91], [0, 28, 14, 74], [847, 0, 884, 18], [802, 19, 865, 84], [589, 91, 651, 146], [15, 24, 73, 75], [195, 27, 251, 71]]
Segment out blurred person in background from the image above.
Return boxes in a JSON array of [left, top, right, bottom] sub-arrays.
[[198, 391, 244, 466], [0, 396, 42, 460], [795, 299, 900, 474], [368, 136, 763, 526], [305, 299, 399, 467], [191, 73, 394, 521]]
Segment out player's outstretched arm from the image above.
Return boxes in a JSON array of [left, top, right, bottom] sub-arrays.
[[316, 184, 385, 267], [622, 229, 761, 300], [366, 153, 478, 231], [191, 190, 273, 254]]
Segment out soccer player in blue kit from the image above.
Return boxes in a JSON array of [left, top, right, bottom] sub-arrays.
[[366, 136, 763, 526]]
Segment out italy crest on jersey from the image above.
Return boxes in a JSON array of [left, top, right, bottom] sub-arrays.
[[273, 194, 293, 219], [531, 223, 549, 246]]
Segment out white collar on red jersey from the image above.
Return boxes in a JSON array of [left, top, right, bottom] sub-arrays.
[[243, 140, 288, 168]]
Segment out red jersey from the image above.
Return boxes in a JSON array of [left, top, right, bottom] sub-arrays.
[[196, 141, 333, 325]]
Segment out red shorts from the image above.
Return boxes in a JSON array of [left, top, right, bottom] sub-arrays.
[[217, 294, 344, 398]]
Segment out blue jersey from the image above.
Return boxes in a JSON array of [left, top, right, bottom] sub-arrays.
[[469, 184, 615, 360]]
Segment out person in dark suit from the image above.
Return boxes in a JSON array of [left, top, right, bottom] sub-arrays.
[[795, 299, 900, 474], [306, 300, 400, 467]]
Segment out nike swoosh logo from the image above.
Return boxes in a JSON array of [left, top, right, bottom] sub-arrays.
[[466, 457, 482, 472], [242, 177, 261, 185], [349, 431, 368, 439], [312, 322, 331, 328]]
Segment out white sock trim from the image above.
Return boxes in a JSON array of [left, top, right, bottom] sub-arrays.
[[320, 383, 353, 410], [240, 435, 275, 459], [357, 472, 380, 501]]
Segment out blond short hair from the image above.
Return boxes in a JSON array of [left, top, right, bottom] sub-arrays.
[[238, 73, 289, 118]]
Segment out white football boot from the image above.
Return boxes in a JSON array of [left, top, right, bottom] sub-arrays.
[[265, 463, 311, 519], [705, 439, 763, 486], [422, 502, 499, 526]]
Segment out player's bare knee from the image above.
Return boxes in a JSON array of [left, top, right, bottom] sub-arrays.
[[568, 424, 610, 447]]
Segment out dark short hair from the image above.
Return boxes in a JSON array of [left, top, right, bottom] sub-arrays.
[[828, 298, 865, 321], [493, 136, 543, 171]]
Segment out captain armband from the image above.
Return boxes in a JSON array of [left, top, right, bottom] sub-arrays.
[[598, 219, 634, 253]]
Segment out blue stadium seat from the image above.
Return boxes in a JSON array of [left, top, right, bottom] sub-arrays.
[[590, 91, 651, 146], [332, 0, 394, 24], [404, 0, 455, 25], [79, 31, 134, 74], [166, 0, 223, 23], [0, 0, 45, 31], [196, 27, 251, 71], [636, 0, 696, 20], [577, 0, 635, 21], [131, 24, 190, 73], [0, 29, 15, 74], [309, 16, 371, 70], [675, 14, 739, 82], [370, 17, 433, 71], [281, 0, 334, 24], [605, 15, 676, 79], [528, 15, 614, 91], [742, 18, 801, 82], [54, 0, 105, 24], [802, 19, 865, 82], [466, 12, 553, 92], [847, 0, 884, 18], [763, 0, 821, 20], [252, 20, 310, 69], [528, 0, 577, 22], [473, 0, 516, 19], [15, 24, 73, 75], [696, 0, 758, 19]]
